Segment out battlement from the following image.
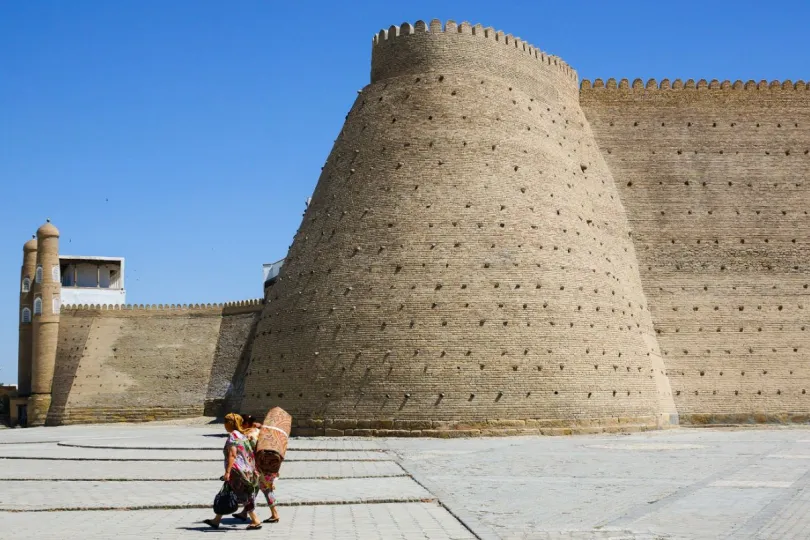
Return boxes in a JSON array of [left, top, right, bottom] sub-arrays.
[[582, 78, 809, 91], [370, 19, 577, 90], [61, 299, 264, 315]]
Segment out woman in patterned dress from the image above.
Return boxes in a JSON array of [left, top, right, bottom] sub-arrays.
[[233, 414, 281, 524], [203, 413, 261, 530]]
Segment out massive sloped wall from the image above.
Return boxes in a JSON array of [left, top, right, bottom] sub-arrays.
[[46, 301, 261, 425], [581, 79, 810, 424], [239, 20, 676, 435]]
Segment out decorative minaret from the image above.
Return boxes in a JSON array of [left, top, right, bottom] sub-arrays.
[[29, 219, 60, 426], [17, 235, 37, 397]]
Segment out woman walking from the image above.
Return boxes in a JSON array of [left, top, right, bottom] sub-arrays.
[[203, 413, 262, 530], [233, 414, 281, 524]]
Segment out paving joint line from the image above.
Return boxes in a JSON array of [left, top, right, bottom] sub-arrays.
[[0, 497, 439, 513], [4, 474, 410, 482], [0, 457, 392, 463], [55, 442, 388, 452], [0, 441, 55, 445]]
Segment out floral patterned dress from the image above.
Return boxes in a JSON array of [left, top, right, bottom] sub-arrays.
[[224, 430, 258, 511], [246, 426, 278, 507]]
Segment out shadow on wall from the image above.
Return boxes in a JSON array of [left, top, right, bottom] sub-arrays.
[[47, 316, 94, 424], [206, 310, 261, 418]]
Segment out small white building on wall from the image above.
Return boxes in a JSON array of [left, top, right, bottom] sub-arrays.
[[59, 255, 126, 306], [262, 258, 284, 288]]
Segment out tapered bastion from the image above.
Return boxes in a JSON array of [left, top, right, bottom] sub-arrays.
[[238, 20, 677, 435]]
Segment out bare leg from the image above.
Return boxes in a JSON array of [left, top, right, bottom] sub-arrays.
[[262, 490, 280, 522]]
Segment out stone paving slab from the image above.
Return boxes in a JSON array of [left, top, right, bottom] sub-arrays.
[[0, 444, 390, 462], [626, 486, 782, 540], [56, 437, 386, 451], [496, 531, 674, 540], [0, 458, 406, 480], [722, 460, 809, 484], [0, 443, 216, 461], [0, 425, 384, 450], [416, 473, 682, 535], [0, 503, 475, 540], [387, 428, 810, 539], [0, 477, 433, 511]]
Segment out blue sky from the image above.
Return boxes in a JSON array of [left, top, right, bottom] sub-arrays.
[[1, 1, 808, 383]]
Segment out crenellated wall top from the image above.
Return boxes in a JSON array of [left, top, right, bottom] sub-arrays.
[[370, 19, 578, 87], [61, 298, 264, 315], [581, 78, 809, 91]]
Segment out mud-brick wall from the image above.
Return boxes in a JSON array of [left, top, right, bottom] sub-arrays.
[[46, 301, 261, 425], [581, 78, 810, 424], [238, 20, 675, 436]]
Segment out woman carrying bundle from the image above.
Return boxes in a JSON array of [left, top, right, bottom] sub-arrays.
[[203, 413, 262, 530], [233, 414, 281, 524]]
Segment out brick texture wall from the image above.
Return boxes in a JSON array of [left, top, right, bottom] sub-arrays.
[[46, 302, 261, 425], [38, 26, 807, 434], [237, 20, 676, 436], [581, 78, 810, 424]]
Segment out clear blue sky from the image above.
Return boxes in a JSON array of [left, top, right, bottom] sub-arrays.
[[1, 1, 808, 383]]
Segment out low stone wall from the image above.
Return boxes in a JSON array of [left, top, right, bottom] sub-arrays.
[[289, 415, 666, 437]]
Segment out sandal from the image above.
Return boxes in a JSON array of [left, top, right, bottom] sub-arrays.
[[203, 519, 220, 529], [232, 513, 250, 522], [263, 517, 279, 523], [247, 524, 263, 530]]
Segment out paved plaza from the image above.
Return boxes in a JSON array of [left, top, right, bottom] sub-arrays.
[[1, 423, 810, 538]]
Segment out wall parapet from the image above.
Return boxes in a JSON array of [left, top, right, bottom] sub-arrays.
[[372, 19, 578, 83], [581, 78, 809, 91], [61, 298, 264, 314]]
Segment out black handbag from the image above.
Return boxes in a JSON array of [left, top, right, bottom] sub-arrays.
[[213, 482, 239, 515]]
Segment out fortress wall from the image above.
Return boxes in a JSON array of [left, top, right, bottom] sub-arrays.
[[238, 21, 675, 436], [46, 301, 262, 425], [581, 80, 810, 424]]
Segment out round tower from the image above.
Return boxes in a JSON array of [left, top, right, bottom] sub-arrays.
[[240, 20, 676, 435], [17, 235, 38, 397], [29, 219, 60, 426]]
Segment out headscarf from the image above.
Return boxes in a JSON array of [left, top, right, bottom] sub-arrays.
[[225, 412, 248, 434]]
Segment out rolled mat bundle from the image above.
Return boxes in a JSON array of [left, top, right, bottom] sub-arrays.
[[255, 407, 292, 475]]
